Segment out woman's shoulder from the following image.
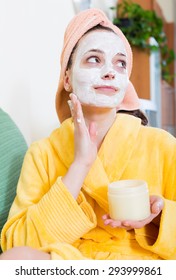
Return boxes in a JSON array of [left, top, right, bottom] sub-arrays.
[[140, 124, 176, 147]]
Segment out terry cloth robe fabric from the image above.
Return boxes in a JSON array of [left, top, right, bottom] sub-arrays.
[[1, 114, 176, 259]]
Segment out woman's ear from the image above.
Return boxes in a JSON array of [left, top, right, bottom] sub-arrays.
[[64, 70, 72, 92]]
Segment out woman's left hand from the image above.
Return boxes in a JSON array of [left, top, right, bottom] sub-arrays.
[[102, 195, 164, 230]]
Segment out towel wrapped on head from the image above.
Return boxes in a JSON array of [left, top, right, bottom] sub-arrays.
[[56, 8, 140, 123]]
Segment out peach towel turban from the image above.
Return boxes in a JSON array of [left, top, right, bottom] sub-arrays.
[[56, 8, 140, 123]]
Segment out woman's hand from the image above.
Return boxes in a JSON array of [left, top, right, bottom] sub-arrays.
[[62, 93, 98, 199], [102, 195, 164, 230], [68, 93, 98, 167]]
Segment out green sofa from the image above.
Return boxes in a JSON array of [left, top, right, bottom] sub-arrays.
[[0, 108, 27, 251]]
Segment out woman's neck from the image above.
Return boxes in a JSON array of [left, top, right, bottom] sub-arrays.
[[82, 106, 117, 149]]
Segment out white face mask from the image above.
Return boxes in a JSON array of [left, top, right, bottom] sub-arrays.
[[70, 31, 129, 108]]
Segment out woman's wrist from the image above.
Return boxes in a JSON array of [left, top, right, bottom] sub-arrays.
[[62, 160, 92, 199], [73, 157, 93, 169]]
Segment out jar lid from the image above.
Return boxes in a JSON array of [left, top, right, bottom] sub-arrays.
[[108, 180, 148, 195]]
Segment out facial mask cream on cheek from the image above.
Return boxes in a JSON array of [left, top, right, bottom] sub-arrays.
[[71, 68, 96, 104]]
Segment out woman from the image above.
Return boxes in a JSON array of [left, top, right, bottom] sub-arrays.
[[1, 8, 176, 260]]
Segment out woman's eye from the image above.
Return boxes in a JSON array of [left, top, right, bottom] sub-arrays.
[[116, 60, 127, 69], [87, 56, 100, 63]]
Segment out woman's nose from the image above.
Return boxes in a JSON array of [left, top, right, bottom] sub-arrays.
[[102, 72, 115, 80]]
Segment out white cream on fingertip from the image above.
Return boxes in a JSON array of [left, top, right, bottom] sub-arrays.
[[76, 118, 82, 123]]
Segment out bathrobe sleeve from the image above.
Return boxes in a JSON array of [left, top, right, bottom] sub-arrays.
[[1, 140, 97, 251], [135, 131, 176, 259]]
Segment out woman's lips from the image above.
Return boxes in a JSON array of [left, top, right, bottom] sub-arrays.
[[94, 85, 118, 95]]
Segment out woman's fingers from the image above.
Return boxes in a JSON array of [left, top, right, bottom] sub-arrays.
[[102, 215, 132, 230], [68, 93, 98, 142], [67, 93, 98, 166], [68, 93, 86, 131], [150, 195, 164, 214]]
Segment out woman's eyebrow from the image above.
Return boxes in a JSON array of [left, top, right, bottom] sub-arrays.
[[84, 49, 104, 55], [116, 52, 126, 57], [84, 50, 126, 57]]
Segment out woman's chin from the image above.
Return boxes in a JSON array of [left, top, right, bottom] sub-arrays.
[[80, 102, 117, 110]]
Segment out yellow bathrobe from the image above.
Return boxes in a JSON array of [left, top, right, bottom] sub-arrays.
[[1, 114, 176, 259]]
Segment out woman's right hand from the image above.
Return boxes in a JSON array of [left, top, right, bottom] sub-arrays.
[[68, 93, 98, 167], [62, 93, 98, 199]]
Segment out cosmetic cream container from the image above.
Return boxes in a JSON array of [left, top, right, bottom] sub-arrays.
[[108, 179, 151, 221]]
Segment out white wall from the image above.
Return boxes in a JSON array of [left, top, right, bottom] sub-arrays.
[[91, 0, 117, 20], [157, 0, 175, 22], [0, 0, 75, 145]]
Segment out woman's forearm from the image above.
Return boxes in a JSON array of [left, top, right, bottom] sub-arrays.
[[61, 160, 92, 199]]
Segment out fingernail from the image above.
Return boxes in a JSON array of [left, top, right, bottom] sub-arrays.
[[156, 202, 162, 212], [158, 201, 162, 207], [67, 100, 73, 111], [72, 93, 77, 99], [67, 100, 71, 106]]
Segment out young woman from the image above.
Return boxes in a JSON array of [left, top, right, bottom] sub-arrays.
[[0, 8, 175, 260]]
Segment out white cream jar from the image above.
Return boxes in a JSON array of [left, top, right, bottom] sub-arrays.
[[108, 180, 151, 221]]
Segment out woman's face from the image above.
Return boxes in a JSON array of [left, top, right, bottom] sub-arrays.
[[65, 30, 129, 108]]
